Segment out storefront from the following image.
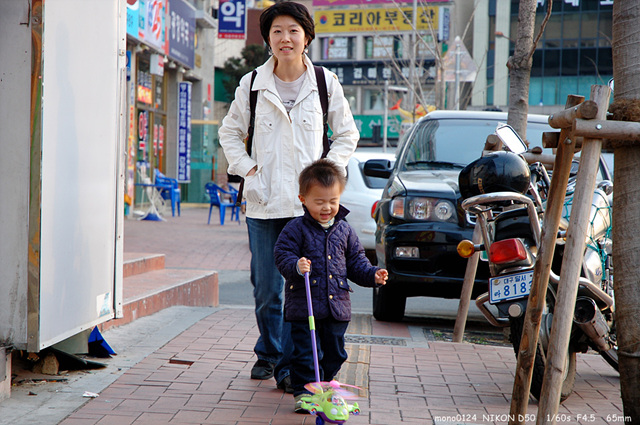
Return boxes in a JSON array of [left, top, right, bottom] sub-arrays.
[[125, 0, 197, 211]]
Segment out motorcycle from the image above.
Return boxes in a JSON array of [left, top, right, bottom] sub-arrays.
[[456, 124, 618, 402]]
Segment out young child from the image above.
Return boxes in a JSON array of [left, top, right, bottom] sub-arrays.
[[274, 159, 388, 413]]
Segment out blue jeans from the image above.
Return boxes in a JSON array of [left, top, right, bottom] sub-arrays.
[[246, 217, 293, 383], [290, 319, 349, 396]]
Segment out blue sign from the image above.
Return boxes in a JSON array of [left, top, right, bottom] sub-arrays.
[[218, 0, 246, 39], [168, 0, 196, 68], [177, 82, 192, 183], [127, 0, 140, 39]]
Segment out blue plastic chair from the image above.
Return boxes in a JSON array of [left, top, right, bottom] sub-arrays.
[[205, 183, 241, 225], [154, 170, 181, 217]]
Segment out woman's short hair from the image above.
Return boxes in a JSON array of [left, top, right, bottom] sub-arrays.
[[299, 159, 346, 196], [260, 2, 315, 47]]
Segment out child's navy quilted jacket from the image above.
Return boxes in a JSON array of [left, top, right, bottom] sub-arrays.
[[274, 205, 382, 322]]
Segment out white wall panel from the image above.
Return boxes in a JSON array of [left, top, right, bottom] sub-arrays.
[[38, 0, 125, 349]]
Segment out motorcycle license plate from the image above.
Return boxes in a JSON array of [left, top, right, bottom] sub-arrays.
[[489, 270, 534, 304]]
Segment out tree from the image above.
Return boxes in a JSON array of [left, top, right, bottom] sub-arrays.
[[221, 44, 268, 103], [610, 1, 640, 421], [506, 0, 551, 140]]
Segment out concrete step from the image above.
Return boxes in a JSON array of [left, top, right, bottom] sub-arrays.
[[123, 252, 165, 277], [101, 261, 218, 332]]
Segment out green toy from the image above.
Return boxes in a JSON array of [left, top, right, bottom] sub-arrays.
[[301, 272, 362, 425]]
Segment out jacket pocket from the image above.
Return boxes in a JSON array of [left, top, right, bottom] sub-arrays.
[[255, 116, 275, 137], [301, 100, 323, 132], [244, 172, 267, 205], [334, 279, 353, 300]]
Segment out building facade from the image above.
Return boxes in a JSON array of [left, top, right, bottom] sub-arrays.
[[308, 0, 455, 144], [126, 0, 218, 208], [472, 0, 614, 112]]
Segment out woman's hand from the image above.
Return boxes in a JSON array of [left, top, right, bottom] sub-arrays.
[[246, 166, 257, 177]]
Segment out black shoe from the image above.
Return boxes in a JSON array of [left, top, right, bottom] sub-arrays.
[[276, 375, 294, 394], [294, 394, 311, 414], [251, 359, 275, 380]]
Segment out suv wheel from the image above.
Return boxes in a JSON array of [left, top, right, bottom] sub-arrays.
[[372, 285, 406, 322]]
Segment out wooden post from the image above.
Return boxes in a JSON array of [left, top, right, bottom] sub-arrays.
[[453, 224, 482, 343], [508, 95, 584, 425], [536, 85, 611, 425]]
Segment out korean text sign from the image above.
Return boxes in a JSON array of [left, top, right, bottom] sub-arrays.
[[177, 82, 192, 183], [315, 7, 438, 33], [218, 0, 246, 39], [169, 0, 196, 68]]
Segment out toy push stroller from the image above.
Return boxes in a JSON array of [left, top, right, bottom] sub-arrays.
[[298, 272, 361, 425]]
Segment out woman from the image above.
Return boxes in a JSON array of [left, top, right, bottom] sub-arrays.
[[218, 2, 359, 394]]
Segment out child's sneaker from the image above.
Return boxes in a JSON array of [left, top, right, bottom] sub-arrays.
[[294, 394, 310, 414]]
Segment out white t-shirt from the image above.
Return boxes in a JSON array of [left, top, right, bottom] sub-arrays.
[[274, 72, 306, 113]]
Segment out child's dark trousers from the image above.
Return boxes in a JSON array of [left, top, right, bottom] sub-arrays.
[[289, 318, 349, 396]]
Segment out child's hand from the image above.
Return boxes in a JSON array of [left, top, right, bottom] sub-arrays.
[[298, 257, 312, 274], [375, 269, 388, 285]]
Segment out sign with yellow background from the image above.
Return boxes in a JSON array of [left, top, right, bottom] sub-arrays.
[[315, 7, 439, 33]]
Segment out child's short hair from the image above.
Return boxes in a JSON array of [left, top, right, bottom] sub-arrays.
[[299, 159, 346, 196]]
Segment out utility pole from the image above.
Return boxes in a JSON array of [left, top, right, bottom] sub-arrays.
[[409, 0, 417, 121]]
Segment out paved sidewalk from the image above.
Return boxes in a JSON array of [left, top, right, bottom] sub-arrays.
[[3, 207, 624, 425], [72, 207, 625, 424], [58, 306, 622, 425]]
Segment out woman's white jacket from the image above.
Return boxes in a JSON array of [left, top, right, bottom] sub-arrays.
[[218, 54, 359, 219]]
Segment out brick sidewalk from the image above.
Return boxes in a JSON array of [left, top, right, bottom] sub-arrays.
[[65, 206, 622, 425], [60, 306, 622, 425], [123, 205, 251, 272]]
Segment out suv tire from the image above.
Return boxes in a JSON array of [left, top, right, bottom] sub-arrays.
[[372, 285, 406, 322]]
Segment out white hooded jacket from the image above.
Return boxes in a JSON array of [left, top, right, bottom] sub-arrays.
[[219, 54, 359, 219]]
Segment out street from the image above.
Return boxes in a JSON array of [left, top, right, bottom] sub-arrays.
[[127, 205, 496, 334], [219, 270, 491, 321], [126, 200, 512, 354]]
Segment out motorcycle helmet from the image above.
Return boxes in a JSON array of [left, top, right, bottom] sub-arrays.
[[458, 151, 530, 199]]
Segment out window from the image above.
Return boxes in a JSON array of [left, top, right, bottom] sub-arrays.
[[364, 35, 402, 59], [364, 89, 384, 111], [343, 87, 358, 113], [320, 37, 354, 60]]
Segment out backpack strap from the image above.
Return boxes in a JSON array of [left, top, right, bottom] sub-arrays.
[[235, 70, 258, 207], [247, 70, 258, 158], [314, 66, 330, 158]]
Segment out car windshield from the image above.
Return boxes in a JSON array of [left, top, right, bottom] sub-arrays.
[[401, 118, 550, 171]]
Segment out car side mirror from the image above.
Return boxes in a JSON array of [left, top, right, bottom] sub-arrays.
[[363, 159, 393, 179]]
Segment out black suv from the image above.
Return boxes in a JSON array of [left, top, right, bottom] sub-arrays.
[[365, 111, 553, 321]]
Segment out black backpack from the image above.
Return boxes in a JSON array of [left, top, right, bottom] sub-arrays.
[[235, 66, 330, 206]]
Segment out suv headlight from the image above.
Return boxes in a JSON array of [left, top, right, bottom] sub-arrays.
[[390, 197, 456, 223]]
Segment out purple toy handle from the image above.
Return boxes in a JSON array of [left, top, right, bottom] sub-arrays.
[[304, 272, 321, 384]]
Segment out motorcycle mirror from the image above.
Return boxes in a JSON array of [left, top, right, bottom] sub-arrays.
[[495, 124, 527, 154]]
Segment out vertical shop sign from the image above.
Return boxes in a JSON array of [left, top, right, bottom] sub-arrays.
[[439, 7, 450, 42], [127, 53, 137, 204], [177, 82, 192, 182], [127, 0, 140, 39], [138, 110, 149, 162], [168, 0, 196, 68], [218, 0, 246, 39]]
